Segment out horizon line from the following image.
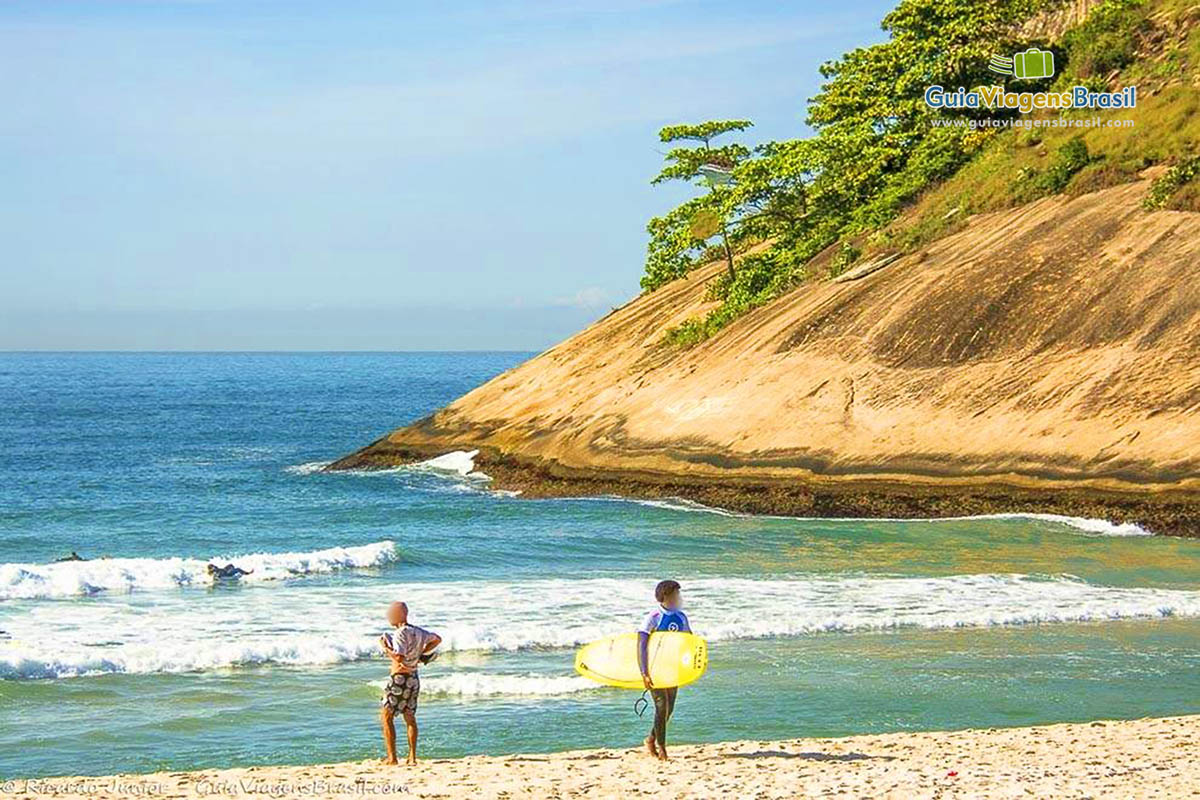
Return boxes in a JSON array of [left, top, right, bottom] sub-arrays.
[[0, 349, 540, 355]]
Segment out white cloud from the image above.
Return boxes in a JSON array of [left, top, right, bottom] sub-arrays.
[[553, 286, 614, 309]]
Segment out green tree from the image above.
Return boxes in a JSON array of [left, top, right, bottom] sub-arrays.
[[644, 0, 1062, 345], [643, 120, 752, 289]]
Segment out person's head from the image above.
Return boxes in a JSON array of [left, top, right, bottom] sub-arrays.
[[654, 579, 682, 610], [206, 564, 217, 576], [386, 601, 409, 626]]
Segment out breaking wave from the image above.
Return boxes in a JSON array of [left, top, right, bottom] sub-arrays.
[[4, 573, 1199, 680], [620, 498, 1152, 536], [287, 450, 492, 483], [370, 673, 597, 698], [0, 541, 398, 601]]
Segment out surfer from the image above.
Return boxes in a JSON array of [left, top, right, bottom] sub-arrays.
[[379, 601, 442, 766], [206, 563, 253, 580], [638, 579, 691, 761], [55, 551, 86, 562]]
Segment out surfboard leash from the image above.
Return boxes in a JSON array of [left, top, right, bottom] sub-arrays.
[[634, 689, 650, 717]]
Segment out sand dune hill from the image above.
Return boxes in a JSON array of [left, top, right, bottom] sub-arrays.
[[332, 175, 1200, 535]]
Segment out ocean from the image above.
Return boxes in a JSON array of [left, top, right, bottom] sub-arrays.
[[3, 352, 1200, 779]]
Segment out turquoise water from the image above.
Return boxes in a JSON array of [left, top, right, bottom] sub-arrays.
[[3, 352, 1200, 779]]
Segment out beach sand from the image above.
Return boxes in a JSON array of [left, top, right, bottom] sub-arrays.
[[8, 715, 1198, 799]]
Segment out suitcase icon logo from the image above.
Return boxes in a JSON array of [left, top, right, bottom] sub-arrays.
[[989, 48, 1055, 80]]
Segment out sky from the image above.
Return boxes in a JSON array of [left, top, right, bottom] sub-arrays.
[[1, 0, 894, 350]]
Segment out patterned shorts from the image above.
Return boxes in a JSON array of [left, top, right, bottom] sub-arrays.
[[381, 672, 420, 717]]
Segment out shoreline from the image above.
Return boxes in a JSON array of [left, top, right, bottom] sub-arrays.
[[327, 444, 1200, 537], [12, 715, 1199, 799]]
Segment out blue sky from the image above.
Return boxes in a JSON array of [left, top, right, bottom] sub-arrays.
[[1, 0, 893, 350]]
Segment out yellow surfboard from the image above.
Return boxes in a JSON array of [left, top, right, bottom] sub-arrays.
[[574, 631, 707, 689]]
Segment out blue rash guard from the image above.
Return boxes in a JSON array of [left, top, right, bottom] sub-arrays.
[[637, 606, 691, 676], [640, 606, 692, 634]]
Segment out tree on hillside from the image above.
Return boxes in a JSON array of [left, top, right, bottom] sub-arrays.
[[642, 0, 1060, 342], [644, 120, 752, 289]]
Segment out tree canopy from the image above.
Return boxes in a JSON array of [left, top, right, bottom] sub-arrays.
[[642, 0, 1064, 342]]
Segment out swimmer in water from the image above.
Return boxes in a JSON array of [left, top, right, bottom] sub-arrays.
[[206, 563, 254, 580]]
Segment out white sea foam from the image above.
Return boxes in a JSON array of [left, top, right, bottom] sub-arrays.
[[287, 453, 1150, 537], [284, 461, 330, 475], [980, 513, 1152, 537], [424, 672, 594, 697], [417, 450, 491, 481], [370, 673, 596, 698], [0, 541, 398, 601], [287, 450, 492, 482], [617, 497, 1153, 536], [621, 497, 744, 517], [420, 450, 478, 475], [3, 573, 1199, 680]]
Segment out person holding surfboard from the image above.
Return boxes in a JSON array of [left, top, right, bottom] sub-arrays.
[[638, 579, 690, 760]]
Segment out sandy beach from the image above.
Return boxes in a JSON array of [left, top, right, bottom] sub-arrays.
[[8, 715, 1197, 799]]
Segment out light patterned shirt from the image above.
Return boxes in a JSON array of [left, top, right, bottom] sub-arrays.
[[383, 623, 435, 672]]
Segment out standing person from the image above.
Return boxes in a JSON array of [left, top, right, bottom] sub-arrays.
[[638, 579, 690, 761], [379, 601, 441, 766]]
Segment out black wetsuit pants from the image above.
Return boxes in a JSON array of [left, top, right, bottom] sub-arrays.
[[650, 687, 677, 749]]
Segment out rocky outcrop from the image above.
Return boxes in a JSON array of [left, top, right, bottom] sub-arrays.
[[331, 175, 1200, 535]]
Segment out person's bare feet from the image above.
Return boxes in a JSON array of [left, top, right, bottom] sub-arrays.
[[380, 757, 399, 766], [657, 748, 670, 761], [406, 756, 418, 767], [644, 735, 659, 758]]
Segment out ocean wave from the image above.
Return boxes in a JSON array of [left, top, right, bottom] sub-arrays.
[[1, 640, 381, 681], [4, 573, 1199, 680], [980, 513, 1151, 537], [424, 574, 1200, 650], [284, 461, 330, 475], [287, 450, 492, 483], [617, 497, 1152, 536], [418, 450, 487, 479], [370, 673, 597, 698], [0, 541, 398, 601]]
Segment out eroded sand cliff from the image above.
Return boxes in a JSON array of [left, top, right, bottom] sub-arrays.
[[332, 175, 1200, 534]]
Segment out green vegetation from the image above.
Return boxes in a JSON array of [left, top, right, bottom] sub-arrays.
[[1056, 0, 1148, 80], [1145, 155, 1200, 209], [644, 0, 1200, 346], [643, 120, 753, 290], [830, 242, 862, 279], [1012, 135, 1094, 200]]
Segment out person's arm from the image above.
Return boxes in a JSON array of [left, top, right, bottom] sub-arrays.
[[637, 611, 656, 690], [637, 631, 652, 690], [413, 629, 441, 664], [680, 612, 692, 634]]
